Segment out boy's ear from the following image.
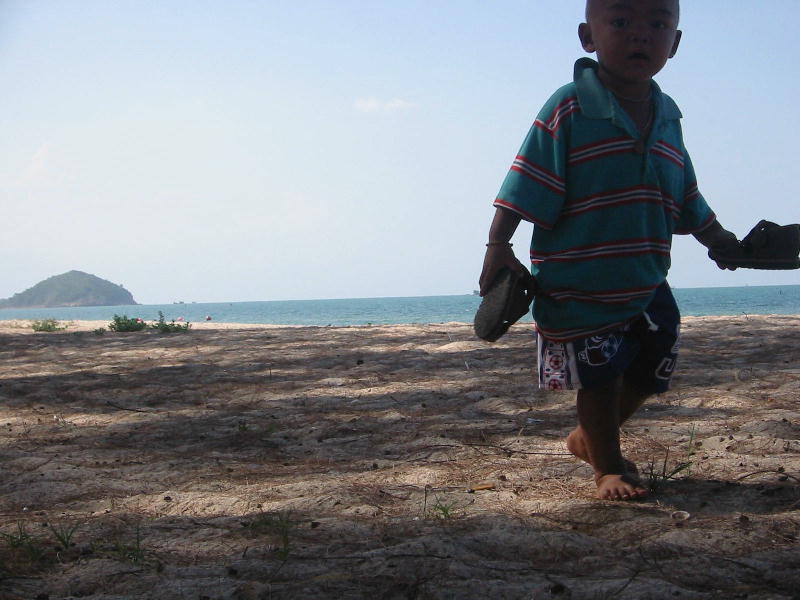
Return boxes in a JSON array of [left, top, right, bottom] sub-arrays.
[[669, 30, 682, 58], [578, 23, 596, 53]]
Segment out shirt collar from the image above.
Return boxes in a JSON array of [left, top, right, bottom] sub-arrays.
[[573, 57, 682, 121]]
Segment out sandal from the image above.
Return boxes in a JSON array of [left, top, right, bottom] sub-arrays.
[[709, 220, 800, 270], [474, 268, 537, 342]]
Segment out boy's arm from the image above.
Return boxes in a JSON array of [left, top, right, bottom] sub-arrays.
[[693, 219, 739, 270], [479, 206, 531, 295]]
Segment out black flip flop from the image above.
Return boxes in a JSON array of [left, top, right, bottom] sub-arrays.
[[709, 220, 800, 270], [474, 268, 537, 342]]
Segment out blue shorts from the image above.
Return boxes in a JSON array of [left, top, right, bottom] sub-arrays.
[[537, 282, 681, 392]]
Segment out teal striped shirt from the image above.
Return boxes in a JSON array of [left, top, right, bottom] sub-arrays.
[[495, 58, 715, 342]]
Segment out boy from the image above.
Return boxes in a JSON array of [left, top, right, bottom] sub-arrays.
[[479, 0, 739, 501]]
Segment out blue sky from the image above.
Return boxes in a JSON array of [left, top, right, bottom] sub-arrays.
[[1, 1, 797, 304]]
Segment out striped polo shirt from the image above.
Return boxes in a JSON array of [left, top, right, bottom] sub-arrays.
[[495, 58, 715, 342]]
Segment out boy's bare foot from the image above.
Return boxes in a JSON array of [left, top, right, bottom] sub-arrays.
[[573, 381, 651, 501], [566, 428, 639, 475], [595, 473, 648, 501]]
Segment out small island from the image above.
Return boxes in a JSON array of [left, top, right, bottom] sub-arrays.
[[0, 270, 137, 309]]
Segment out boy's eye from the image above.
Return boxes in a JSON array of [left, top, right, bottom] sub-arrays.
[[610, 18, 628, 28], [651, 21, 667, 29]]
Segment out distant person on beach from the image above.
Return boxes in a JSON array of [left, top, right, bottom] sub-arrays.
[[479, 0, 739, 500]]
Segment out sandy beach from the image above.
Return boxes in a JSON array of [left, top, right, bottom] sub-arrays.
[[1, 315, 798, 599]]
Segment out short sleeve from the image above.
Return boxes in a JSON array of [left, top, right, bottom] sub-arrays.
[[493, 88, 576, 230], [675, 151, 716, 234]]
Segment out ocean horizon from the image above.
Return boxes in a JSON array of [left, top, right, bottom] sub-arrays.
[[0, 284, 798, 327]]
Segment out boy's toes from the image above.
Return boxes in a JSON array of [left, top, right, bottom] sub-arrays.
[[595, 474, 648, 501]]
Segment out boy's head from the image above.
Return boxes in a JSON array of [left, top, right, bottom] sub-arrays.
[[579, 0, 681, 93]]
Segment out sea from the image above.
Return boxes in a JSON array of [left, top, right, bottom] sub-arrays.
[[1, 285, 798, 327]]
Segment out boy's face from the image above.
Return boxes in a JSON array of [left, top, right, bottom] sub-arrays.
[[579, 0, 681, 92]]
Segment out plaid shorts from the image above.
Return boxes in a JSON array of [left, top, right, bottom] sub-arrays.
[[537, 282, 681, 392]]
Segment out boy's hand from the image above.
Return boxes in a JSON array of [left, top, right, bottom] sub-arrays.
[[479, 243, 530, 296], [480, 206, 527, 294], [693, 221, 739, 270], [707, 230, 740, 271]]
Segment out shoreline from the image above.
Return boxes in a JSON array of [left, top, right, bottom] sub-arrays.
[[2, 313, 800, 334], [0, 318, 487, 333], [0, 285, 798, 329], [0, 318, 303, 332]]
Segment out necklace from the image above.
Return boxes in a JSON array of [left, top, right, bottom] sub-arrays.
[[638, 103, 654, 132], [614, 90, 652, 103], [633, 102, 654, 154]]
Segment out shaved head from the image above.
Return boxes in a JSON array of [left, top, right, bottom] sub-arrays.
[[578, 0, 682, 93]]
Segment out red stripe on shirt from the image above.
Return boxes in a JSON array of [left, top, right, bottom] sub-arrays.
[[655, 139, 682, 156], [531, 238, 671, 263], [562, 185, 664, 217], [510, 155, 565, 195], [493, 199, 555, 229], [651, 146, 685, 168], [534, 97, 580, 138], [547, 284, 659, 304], [568, 137, 636, 166], [535, 318, 635, 343], [675, 211, 717, 235]]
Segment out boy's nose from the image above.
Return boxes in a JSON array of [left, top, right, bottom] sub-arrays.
[[629, 23, 650, 43]]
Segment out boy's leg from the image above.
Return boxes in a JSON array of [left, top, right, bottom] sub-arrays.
[[618, 377, 653, 424], [575, 379, 648, 500], [538, 329, 653, 500], [560, 284, 679, 500], [566, 376, 652, 469]]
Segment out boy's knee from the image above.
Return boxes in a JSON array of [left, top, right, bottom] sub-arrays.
[[622, 368, 669, 398], [621, 375, 655, 397], [577, 377, 621, 402]]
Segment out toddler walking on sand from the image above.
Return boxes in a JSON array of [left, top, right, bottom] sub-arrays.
[[479, 0, 739, 500]]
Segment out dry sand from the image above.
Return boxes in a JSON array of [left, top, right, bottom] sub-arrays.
[[0, 315, 798, 600]]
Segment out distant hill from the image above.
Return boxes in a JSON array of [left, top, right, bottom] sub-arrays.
[[0, 271, 137, 309]]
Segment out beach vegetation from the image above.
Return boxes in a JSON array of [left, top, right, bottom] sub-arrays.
[[112, 525, 146, 563], [152, 310, 190, 333], [0, 522, 49, 572], [93, 327, 106, 335], [644, 426, 697, 493], [31, 318, 65, 332], [106, 312, 190, 333], [109, 314, 147, 332], [242, 510, 294, 560], [422, 486, 461, 521], [644, 450, 692, 494], [682, 423, 698, 476], [0, 522, 33, 549], [47, 521, 80, 551], [429, 497, 458, 520]]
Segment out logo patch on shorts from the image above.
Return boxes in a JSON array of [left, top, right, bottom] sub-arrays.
[[655, 357, 676, 380], [577, 333, 622, 366]]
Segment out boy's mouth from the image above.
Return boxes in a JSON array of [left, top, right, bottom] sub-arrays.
[[629, 52, 650, 61]]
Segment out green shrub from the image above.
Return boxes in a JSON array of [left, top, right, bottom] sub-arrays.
[[108, 315, 147, 332], [152, 311, 190, 333], [31, 319, 64, 332]]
